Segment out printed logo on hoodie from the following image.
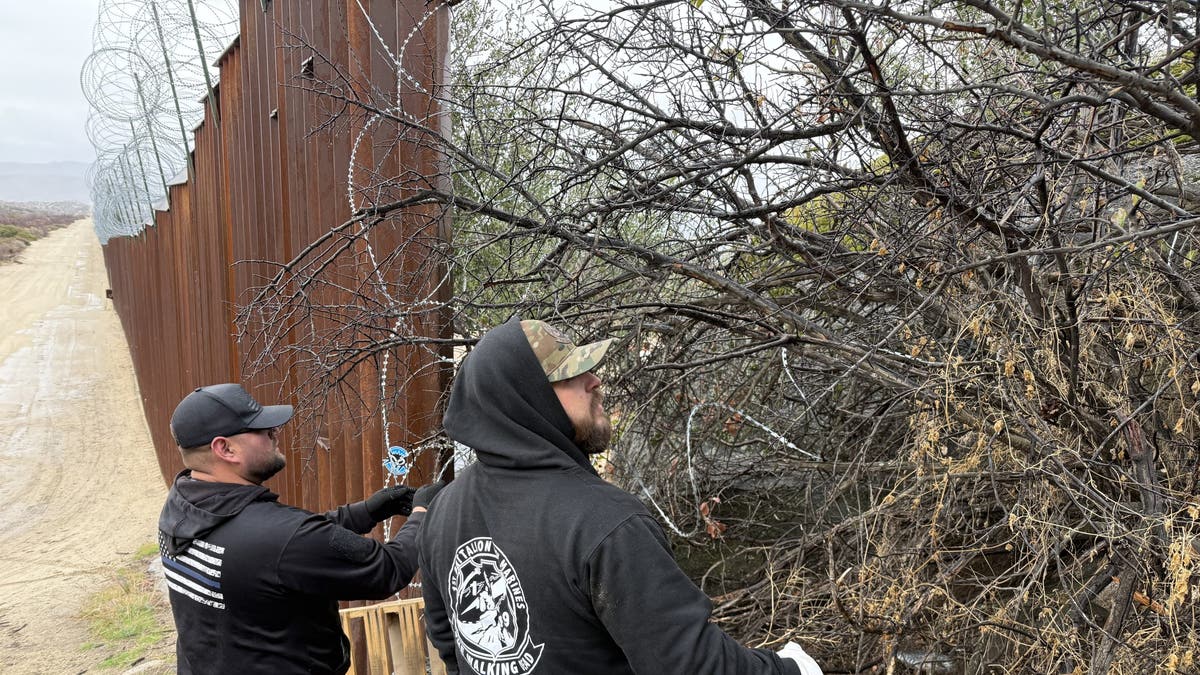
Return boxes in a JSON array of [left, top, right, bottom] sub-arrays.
[[448, 537, 543, 674], [159, 531, 226, 611]]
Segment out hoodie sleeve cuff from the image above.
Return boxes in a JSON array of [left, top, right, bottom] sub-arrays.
[[323, 500, 377, 534]]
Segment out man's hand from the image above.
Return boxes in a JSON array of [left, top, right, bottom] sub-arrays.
[[778, 641, 822, 675], [412, 481, 446, 512], [364, 485, 416, 520]]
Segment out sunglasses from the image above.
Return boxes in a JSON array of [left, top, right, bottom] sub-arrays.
[[232, 427, 279, 439]]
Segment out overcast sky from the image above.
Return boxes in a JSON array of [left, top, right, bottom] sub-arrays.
[[0, 0, 101, 164]]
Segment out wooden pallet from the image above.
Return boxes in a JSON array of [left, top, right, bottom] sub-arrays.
[[339, 597, 448, 675]]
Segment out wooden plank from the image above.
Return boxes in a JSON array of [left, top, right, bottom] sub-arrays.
[[427, 637, 448, 675], [389, 604, 427, 675], [337, 598, 448, 675], [340, 613, 360, 675]]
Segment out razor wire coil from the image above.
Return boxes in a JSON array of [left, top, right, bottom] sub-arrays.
[[82, 0, 238, 242]]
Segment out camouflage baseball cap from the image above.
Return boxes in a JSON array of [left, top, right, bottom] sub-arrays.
[[520, 320, 615, 383]]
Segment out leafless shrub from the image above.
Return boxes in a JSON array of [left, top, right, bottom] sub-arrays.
[[244, 0, 1200, 671]]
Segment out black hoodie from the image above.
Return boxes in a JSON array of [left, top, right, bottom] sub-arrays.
[[420, 317, 799, 675], [158, 471, 424, 674]]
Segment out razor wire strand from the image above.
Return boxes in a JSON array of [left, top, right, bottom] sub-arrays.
[[82, 0, 238, 242], [149, 0, 195, 178], [620, 401, 819, 540], [344, 2, 448, 538], [86, 1, 449, 541], [345, 112, 414, 511]]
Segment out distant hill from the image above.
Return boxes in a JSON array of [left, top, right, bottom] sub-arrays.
[[0, 200, 91, 264], [0, 161, 91, 203]]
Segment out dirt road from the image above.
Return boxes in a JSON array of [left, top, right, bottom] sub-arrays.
[[0, 219, 167, 673]]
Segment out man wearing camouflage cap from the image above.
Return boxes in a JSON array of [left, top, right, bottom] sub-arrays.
[[419, 317, 819, 674]]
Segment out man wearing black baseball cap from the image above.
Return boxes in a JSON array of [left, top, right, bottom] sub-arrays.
[[158, 383, 443, 674], [419, 318, 821, 675]]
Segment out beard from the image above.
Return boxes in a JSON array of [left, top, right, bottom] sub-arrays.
[[574, 414, 612, 455], [248, 451, 287, 484]]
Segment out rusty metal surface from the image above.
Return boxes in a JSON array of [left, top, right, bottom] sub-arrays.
[[101, 0, 449, 523]]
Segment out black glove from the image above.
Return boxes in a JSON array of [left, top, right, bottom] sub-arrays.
[[364, 485, 416, 520], [413, 481, 446, 510]]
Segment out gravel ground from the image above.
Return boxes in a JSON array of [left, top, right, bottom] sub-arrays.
[[0, 219, 170, 673]]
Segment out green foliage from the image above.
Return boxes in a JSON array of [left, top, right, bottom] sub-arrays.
[[1168, 52, 1197, 99], [79, 544, 173, 670], [134, 541, 160, 558], [0, 223, 36, 243]]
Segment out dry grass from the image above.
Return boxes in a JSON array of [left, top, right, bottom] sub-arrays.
[[79, 542, 175, 672]]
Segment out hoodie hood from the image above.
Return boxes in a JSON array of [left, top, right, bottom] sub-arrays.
[[444, 317, 596, 474], [158, 470, 278, 556]]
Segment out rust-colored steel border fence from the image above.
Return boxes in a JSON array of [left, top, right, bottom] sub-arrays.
[[102, 0, 450, 523]]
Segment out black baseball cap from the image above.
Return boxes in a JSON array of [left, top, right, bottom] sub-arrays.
[[170, 383, 294, 448]]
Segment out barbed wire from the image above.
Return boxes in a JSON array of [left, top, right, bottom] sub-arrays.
[[81, 0, 238, 242]]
